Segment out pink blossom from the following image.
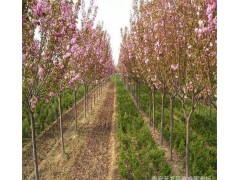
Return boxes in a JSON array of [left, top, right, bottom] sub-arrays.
[[29, 78, 34, 85], [188, 82, 193, 90], [38, 66, 44, 78], [71, 37, 77, 44], [32, 19, 38, 26], [32, 0, 46, 17], [198, 20, 204, 28], [63, 52, 71, 59], [202, 27, 209, 33], [66, 45, 70, 50], [86, 20, 93, 29], [22, 54, 27, 62], [49, 92, 55, 97], [145, 59, 149, 64], [188, 45, 192, 49], [59, 62, 64, 69], [208, 13, 213, 21], [171, 64, 179, 71], [29, 30, 34, 36], [30, 96, 38, 109]]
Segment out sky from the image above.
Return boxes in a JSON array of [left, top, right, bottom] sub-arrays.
[[94, 0, 132, 65]]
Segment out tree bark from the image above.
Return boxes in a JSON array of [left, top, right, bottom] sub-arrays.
[[186, 117, 190, 178], [138, 82, 141, 107], [170, 96, 174, 161], [29, 109, 39, 180], [149, 90, 152, 126], [58, 92, 65, 154], [86, 86, 89, 113], [152, 88, 155, 133], [84, 85, 87, 119], [93, 85, 96, 104], [160, 93, 165, 145], [209, 100, 212, 117], [98, 83, 100, 97], [74, 90, 77, 132], [90, 86, 93, 110]]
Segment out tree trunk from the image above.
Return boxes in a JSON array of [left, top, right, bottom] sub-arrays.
[[86, 86, 89, 113], [74, 90, 77, 132], [29, 109, 39, 180], [98, 83, 100, 97], [209, 100, 212, 117], [58, 92, 65, 154], [90, 86, 93, 110], [149, 90, 152, 126], [160, 93, 165, 145], [138, 82, 141, 107], [186, 117, 190, 178], [84, 85, 87, 119], [93, 85, 96, 104], [170, 96, 174, 161], [152, 88, 155, 133]]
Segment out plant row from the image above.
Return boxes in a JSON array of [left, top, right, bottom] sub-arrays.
[[116, 78, 172, 179], [130, 82, 217, 179], [118, 0, 217, 177]]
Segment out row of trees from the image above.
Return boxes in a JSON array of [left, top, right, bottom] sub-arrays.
[[22, 0, 115, 179], [118, 0, 216, 177]]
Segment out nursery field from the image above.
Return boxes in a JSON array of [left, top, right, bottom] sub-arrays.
[[22, 76, 216, 180], [22, 0, 217, 179]]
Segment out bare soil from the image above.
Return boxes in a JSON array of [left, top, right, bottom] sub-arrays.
[[24, 83, 120, 180], [23, 86, 103, 179]]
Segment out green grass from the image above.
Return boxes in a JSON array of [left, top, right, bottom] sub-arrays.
[[116, 77, 172, 179], [128, 81, 217, 179], [22, 86, 85, 139]]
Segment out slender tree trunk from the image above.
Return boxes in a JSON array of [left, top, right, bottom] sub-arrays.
[[29, 109, 39, 180], [209, 100, 212, 117], [84, 85, 87, 119], [149, 90, 152, 126], [198, 101, 201, 114], [93, 85, 96, 104], [86, 86, 89, 112], [74, 90, 77, 132], [90, 86, 93, 110], [135, 81, 139, 107], [96, 84, 99, 100], [170, 96, 174, 161], [58, 92, 65, 154], [152, 88, 155, 133], [138, 82, 141, 107], [186, 117, 190, 178], [98, 83, 100, 97], [160, 93, 165, 145]]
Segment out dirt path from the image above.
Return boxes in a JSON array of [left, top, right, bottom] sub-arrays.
[[106, 85, 121, 180], [27, 83, 119, 180], [23, 87, 99, 179], [128, 92, 185, 176]]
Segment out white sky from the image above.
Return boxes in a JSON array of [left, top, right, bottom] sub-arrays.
[[94, 0, 132, 65]]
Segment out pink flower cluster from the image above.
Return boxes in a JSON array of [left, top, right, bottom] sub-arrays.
[[171, 64, 179, 71], [30, 96, 38, 109], [38, 65, 44, 79], [32, 0, 47, 17]]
